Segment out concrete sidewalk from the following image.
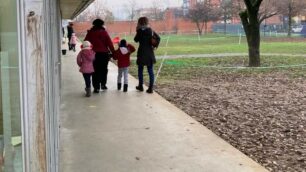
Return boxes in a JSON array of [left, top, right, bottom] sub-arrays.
[[59, 50, 268, 172]]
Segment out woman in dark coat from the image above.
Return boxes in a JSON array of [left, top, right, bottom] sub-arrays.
[[134, 17, 160, 93], [85, 19, 115, 93], [67, 22, 74, 50]]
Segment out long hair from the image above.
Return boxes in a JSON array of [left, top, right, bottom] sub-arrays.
[[137, 17, 149, 28]]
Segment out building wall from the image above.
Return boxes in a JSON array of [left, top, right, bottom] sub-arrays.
[[18, 0, 62, 171], [74, 19, 214, 36]]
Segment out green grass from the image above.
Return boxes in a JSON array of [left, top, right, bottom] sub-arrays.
[[108, 34, 306, 56], [129, 56, 306, 84], [82, 33, 306, 82]]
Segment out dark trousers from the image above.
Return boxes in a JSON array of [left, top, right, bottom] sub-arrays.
[[83, 73, 92, 88], [71, 44, 76, 51], [93, 52, 109, 90], [68, 35, 72, 50], [138, 65, 154, 87]]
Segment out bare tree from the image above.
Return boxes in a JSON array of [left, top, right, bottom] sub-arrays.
[[220, 0, 234, 34], [151, 0, 166, 21], [75, 0, 114, 23], [188, 1, 220, 35], [104, 10, 115, 24], [239, 0, 279, 67], [92, 0, 106, 19], [277, 0, 306, 36], [75, 9, 92, 22], [125, 0, 138, 35]]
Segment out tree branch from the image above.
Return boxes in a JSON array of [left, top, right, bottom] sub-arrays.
[[239, 10, 250, 35], [259, 11, 278, 23]]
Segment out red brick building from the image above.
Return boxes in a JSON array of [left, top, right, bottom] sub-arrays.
[[73, 0, 284, 36]]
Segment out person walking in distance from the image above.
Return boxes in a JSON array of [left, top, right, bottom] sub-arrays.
[[77, 41, 95, 97], [84, 19, 115, 93], [67, 22, 74, 51], [113, 39, 136, 92], [69, 33, 78, 52], [134, 17, 160, 93]]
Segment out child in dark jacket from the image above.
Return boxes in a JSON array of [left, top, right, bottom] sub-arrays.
[[113, 39, 136, 92], [77, 41, 95, 97]]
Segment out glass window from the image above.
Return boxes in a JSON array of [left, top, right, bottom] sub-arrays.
[[0, 0, 23, 171]]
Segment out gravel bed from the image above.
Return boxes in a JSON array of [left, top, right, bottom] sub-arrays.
[[156, 73, 306, 172]]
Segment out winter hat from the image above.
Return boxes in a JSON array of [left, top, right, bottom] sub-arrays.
[[92, 19, 104, 27], [119, 39, 127, 47], [72, 33, 76, 36], [81, 41, 92, 49]]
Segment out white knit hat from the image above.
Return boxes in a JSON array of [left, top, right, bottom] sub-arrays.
[[82, 41, 92, 49]]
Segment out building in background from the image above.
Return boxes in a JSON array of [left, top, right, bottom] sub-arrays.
[[0, 0, 93, 171]]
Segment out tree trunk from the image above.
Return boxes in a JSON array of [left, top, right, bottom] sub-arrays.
[[196, 22, 202, 35], [240, 10, 261, 67], [287, 4, 292, 37], [129, 21, 133, 35], [224, 19, 227, 35], [246, 25, 260, 67]]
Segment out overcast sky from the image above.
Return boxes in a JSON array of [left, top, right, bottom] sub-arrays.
[[102, 0, 182, 20], [105, 0, 182, 9]]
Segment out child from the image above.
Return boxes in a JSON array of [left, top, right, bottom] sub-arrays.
[[77, 41, 95, 97], [113, 39, 135, 92], [70, 33, 78, 52]]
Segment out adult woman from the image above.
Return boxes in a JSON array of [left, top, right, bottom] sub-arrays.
[[85, 19, 115, 93], [134, 17, 160, 93], [67, 22, 74, 50]]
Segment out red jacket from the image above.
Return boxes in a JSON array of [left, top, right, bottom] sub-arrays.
[[113, 44, 136, 68], [84, 27, 115, 53]]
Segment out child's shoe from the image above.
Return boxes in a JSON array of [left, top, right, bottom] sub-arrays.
[[136, 85, 144, 92], [123, 84, 128, 92], [85, 88, 91, 97], [117, 83, 122, 90]]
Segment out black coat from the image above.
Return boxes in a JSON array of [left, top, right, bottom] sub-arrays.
[[67, 25, 74, 37], [134, 27, 157, 66]]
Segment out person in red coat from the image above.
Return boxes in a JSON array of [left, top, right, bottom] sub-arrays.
[[113, 39, 136, 92], [84, 19, 115, 93]]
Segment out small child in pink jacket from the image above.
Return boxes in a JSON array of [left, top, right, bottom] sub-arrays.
[[77, 41, 95, 97], [70, 33, 78, 52]]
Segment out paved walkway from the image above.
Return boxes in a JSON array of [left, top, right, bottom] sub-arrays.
[[59, 50, 268, 172]]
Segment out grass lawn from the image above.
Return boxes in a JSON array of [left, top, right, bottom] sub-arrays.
[[129, 55, 306, 84], [109, 34, 306, 56]]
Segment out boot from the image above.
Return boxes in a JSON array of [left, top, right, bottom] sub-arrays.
[[117, 83, 122, 90], [85, 88, 91, 97], [101, 85, 108, 90], [123, 84, 128, 92], [146, 86, 153, 94], [136, 85, 144, 92]]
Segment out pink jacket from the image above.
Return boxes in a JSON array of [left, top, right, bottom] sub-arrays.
[[77, 49, 95, 73], [70, 35, 78, 45]]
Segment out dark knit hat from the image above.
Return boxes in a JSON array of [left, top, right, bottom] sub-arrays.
[[92, 19, 104, 27]]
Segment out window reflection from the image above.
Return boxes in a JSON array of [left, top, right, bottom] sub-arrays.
[[0, 0, 23, 171]]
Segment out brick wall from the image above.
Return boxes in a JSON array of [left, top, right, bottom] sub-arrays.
[[73, 19, 213, 36]]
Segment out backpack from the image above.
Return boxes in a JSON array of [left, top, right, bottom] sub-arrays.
[[151, 30, 160, 48]]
